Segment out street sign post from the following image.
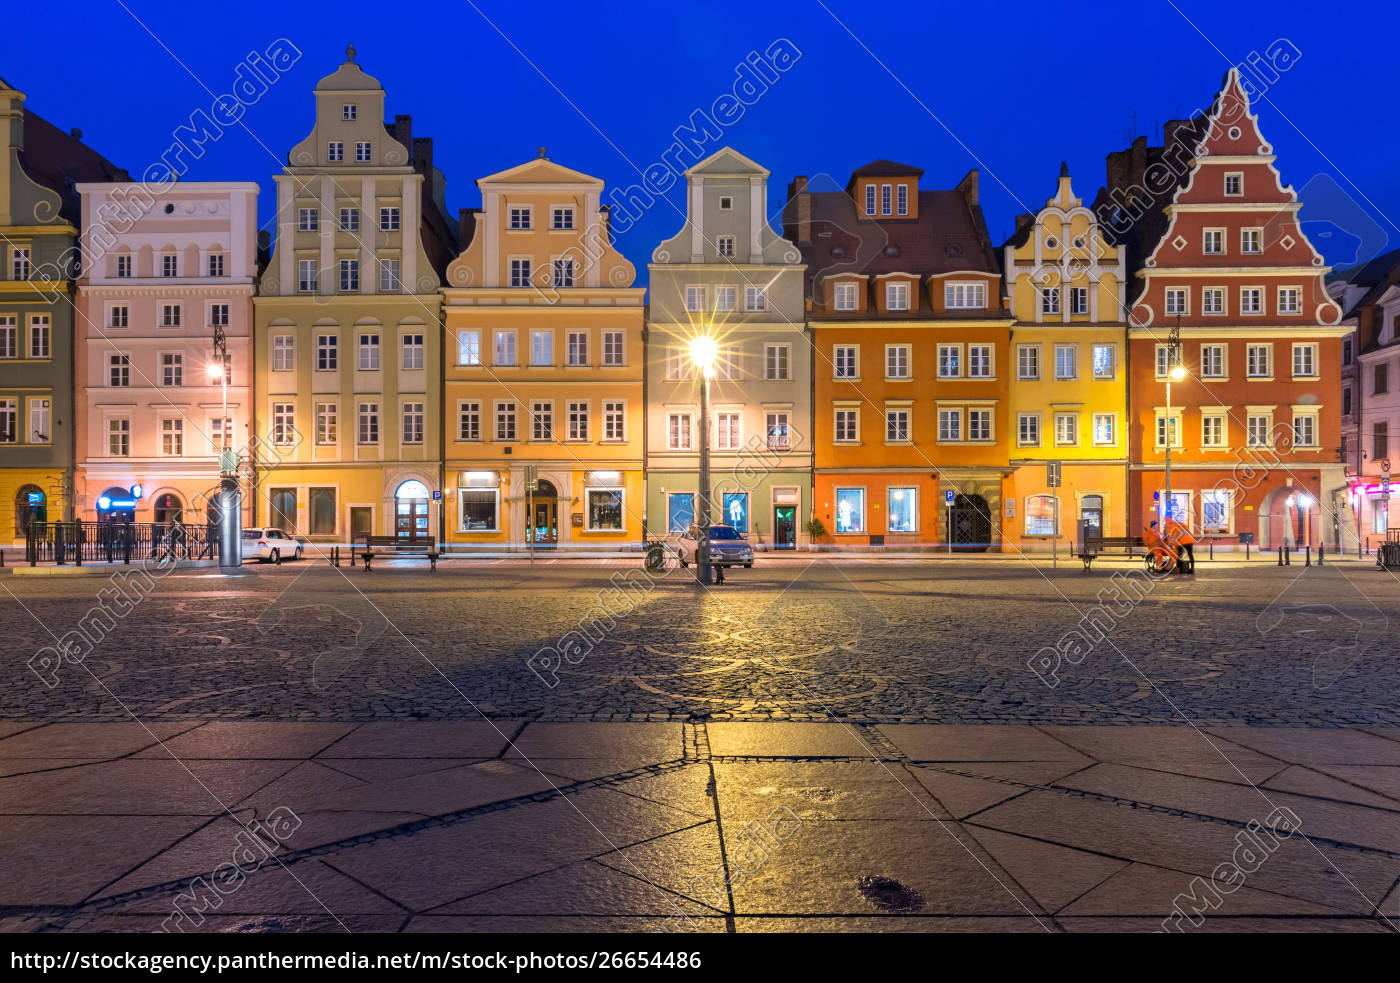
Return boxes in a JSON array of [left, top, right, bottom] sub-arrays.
[[524, 466, 538, 566], [1046, 462, 1061, 569]]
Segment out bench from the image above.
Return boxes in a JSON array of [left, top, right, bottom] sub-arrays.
[[358, 535, 438, 571], [1076, 536, 1144, 572]]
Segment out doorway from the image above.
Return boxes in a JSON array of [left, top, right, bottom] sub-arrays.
[[394, 479, 431, 540], [15, 485, 46, 537], [350, 507, 373, 540], [97, 486, 135, 524], [773, 505, 797, 549], [949, 493, 992, 552], [153, 493, 183, 525], [528, 478, 558, 545], [269, 488, 297, 533]]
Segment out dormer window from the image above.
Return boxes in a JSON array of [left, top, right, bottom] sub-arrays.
[[886, 281, 910, 311], [864, 185, 876, 216], [945, 281, 986, 309], [896, 185, 908, 216], [342, 104, 357, 120], [883, 245, 900, 258], [719, 196, 733, 211]]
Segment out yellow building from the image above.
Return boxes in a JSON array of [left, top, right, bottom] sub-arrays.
[[441, 154, 645, 549], [1001, 164, 1129, 547]]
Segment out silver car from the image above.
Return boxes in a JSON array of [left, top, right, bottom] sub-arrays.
[[677, 523, 754, 569]]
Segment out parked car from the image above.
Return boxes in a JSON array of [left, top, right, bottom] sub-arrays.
[[676, 523, 754, 568], [241, 528, 303, 563]]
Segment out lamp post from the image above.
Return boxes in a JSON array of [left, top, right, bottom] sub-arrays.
[[208, 361, 241, 569], [689, 335, 718, 586], [1162, 318, 1187, 529]]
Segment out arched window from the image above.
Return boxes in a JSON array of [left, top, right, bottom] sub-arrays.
[[153, 493, 183, 524], [14, 485, 45, 536], [395, 479, 430, 500]]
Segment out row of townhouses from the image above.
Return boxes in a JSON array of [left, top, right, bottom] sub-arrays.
[[2, 53, 1383, 552]]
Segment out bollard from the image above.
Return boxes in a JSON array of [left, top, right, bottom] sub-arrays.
[[1305, 545, 1311, 567], [1285, 545, 1291, 565], [1319, 544, 1324, 566], [1277, 546, 1284, 566], [1209, 541, 1214, 561]]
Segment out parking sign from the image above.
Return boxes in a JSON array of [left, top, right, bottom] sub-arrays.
[[944, 489, 955, 506]]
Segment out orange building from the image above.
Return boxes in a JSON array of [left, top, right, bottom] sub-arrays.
[[786, 162, 1012, 549]]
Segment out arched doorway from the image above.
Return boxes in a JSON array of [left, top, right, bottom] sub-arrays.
[[528, 478, 559, 546], [153, 493, 183, 525], [949, 493, 992, 552], [15, 485, 46, 537], [394, 479, 431, 540], [96, 487, 136, 524]]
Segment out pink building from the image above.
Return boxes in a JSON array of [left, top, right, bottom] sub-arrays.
[[74, 182, 258, 525]]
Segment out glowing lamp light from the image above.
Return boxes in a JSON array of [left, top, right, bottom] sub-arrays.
[[130, 484, 144, 499], [97, 496, 111, 510], [208, 363, 224, 381], [1169, 363, 1187, 381], [689, 335, 719, 378]]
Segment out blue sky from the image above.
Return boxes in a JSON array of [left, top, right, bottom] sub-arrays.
[[9, 0, 1397, 279]]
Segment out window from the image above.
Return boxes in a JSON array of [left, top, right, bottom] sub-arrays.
[[355, 141, 371, 162], [160, 304, 181, 328], [1247, 344, 1271, 378], [835, 408, 858, 442], [896, 184, 908, 216], [0, 398, 15, 443], [298, 208, 318, 231], [11, 248, 31, 280], [1247, 414, 1271, 448], [552, 207, 574, 230], [1279, 287, 1301, 315], [965, 345, 991, 378], [945, 281, 986, 309], [1376, 363, 1389, 395], [209, 303, 229, 327], [338, 208, 359, 232], [1018, 413, 1040, 446], [402, 333, 423, 371], [968, 408, 991, 441], [495, 330, 517, 366], [1241, 287, 1262, 314], [209, 415, 229, 454], [1092, 344, 1115, 380], [1070, 286, 1088, 314], [1202, 489, 1232, 533], [1373, 422, 1388, 460], [339, 260, 359, 292], [161, 418, 183, 456], [25, 315, 49, 359], [567, 401, 589, 441], [316, 402, 337, 445], [1041, 286, 1061, 315], [1054, 343, 1078, 380], [685, 285, 706, 312], [531, 331, 552, 366], [566, 331, 588, 366], [1156, 413, 1181, 449], [1165, 287, 1187, 315], [496, 401, 517, 441], [766, 413, 791, 450], [1197, 287, 1223, 315], [26, 398, 48, 444], [329, 140, 345, 161], [834, 281, 858, 311], [938, 408, 961, 441], [716, 412, 740, 451], [1343, 337, 1353, 364], [885, 408, 909, 442], [530, 401, 553, 441], [162, 254, 178, 277], [665, 350, 687, 381], [603, 401, 624, 441], [602, 331, 624, 366], [1201, 413, 1226, 447], [298, 260, 318, 292], [668, 413, 692, 450], [0, 316, 13, 359], [460, 484, 499, 532], [718, 196, 733, 211], [161, 352, 182, 387], [509, 207, 531, 230], [937, 344, 960, 378], [881, 184, 892, 216], [116, 255, 131, 278], [1292, 343, 1316, 377], [458, 401, 480, 441], [886, 345, 910, 379], [1093, 413, 1116, 445], [888, 487, 916, 532], [357, 403, 379, 444], [835, 487, 865, 534], [307, 488, 336, 536], [765, 344, 790, 381], [864, 185, 876, 216], [715, 286, 736, 312], [458, 330, 481, 366], [317, 334, 338, 371], [208, 254, 225, 277], [1201, 344, 1225, 378], [108, 353, 130, 387], [379, 207, 400, 231], [1344, 387, 1353, 416], [1203, 228, 1224, 254], [1375, 500, 1389, 535], [1293, 413, 1316, 448], [342, 104, 356, 120], [1017, 344, 1040, 380], [402, 402, 424, 444], [552, 259, 574, 288], [1224, 172, 1242, 196], [273, 403, 295, 444], [1241, 228, 1262, 254], [358, 334, 380, 371], [716, 235, 735, 257], [271, 335, 293, 371], [510, 258, 531, 288], [885, 282, 909, 311], [587, 488, 624, 531], [379, 259, 401, 291], [107, 417, 129, 456], [745, 286, 767, 312], [1055, 412, 1078, 446]]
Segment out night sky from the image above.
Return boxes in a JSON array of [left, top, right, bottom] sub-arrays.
[[8, 0, 1396, 280]]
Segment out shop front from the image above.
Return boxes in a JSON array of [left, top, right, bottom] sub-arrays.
[[446, 467, 643, 549], [647, 472, 809, 551], [1002, 463, 1127, 551], [1129, 466, 1344, 550]]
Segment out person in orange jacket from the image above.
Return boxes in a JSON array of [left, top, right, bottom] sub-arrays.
[[1164, 514, 1196, 573], [1144, 520, 1176, 574]]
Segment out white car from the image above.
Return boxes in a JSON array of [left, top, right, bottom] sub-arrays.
[[242, 528, 302, 563], [676, 523, 754, 568]]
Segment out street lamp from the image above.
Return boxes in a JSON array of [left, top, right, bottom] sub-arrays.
[[1162, 318, 1187, 531], [208, 360, 241, 569], [689, 335, 718, 586]]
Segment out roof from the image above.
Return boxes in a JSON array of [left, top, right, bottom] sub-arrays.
[[19, 108, 124, 225], [1330, 246, 1400, 288], [849, 159, 924, 178]]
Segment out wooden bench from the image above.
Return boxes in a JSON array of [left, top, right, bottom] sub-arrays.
[[358, 535, 438, 571], [1076, 535, 1144, 572]]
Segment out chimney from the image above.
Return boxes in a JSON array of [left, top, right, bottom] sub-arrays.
[[788, 175, 810, 246], [391, 113, 411, 149], [69, 127, 82, 140], [956, 169, 979, 208]]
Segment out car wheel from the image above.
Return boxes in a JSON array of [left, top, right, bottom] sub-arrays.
[[295, 547, 303, 560], [745, 562, 752, 568], [271, 548, 281, 565]]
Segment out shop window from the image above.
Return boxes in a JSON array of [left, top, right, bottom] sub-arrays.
[[834, 487, 865, 534]]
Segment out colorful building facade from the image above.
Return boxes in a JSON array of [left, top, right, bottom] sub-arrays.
[[74, 182, 258, 527], [254, 48, 454, 542], [441, 155, 645, 548], [1002, 164, 1129, 547], [647, 147, 810, 549], [1117, 70, 1347, 548], [790, 162, 1011, 549]]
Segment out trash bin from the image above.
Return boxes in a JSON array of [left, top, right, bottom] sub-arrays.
[[645, 542, 665, 572], [1379, 541, 1400, 570]]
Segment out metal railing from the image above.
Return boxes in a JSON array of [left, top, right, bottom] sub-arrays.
[[24, 521, 219, 567]]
